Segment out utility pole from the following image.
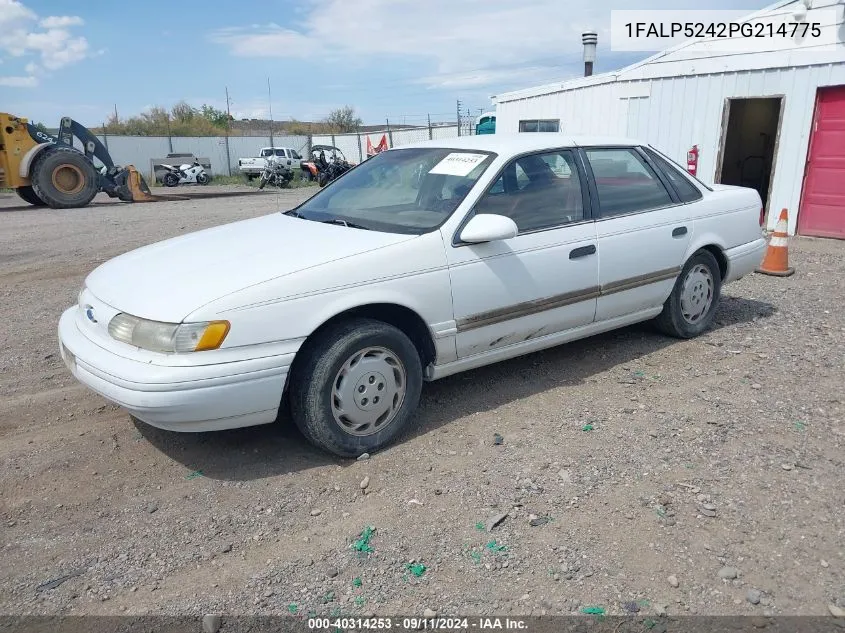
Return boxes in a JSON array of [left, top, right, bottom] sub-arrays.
[[267, 77, 274, 147], [224, 86, 232, 176], [456, 99, 462, 136]]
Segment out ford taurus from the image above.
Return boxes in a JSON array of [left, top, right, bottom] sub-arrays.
[[58, 134, 767, 457]]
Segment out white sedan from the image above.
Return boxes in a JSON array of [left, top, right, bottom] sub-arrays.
[[58, 134, 767, 457]]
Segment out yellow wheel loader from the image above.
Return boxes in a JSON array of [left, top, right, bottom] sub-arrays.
[[0, 112, 154, 209]]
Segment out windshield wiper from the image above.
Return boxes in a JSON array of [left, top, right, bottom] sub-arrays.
[[321, 218, 370, 230], [283, 209, 304, 218]]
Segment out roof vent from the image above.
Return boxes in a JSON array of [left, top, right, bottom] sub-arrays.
[[582, 31, 598, 77]]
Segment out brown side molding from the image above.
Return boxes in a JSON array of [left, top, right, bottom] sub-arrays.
[[455, 286, 601, 331], [455, 266, 681, 333], [600, 266, 681, 296]]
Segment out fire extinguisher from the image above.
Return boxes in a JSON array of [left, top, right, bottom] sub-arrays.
[[687, 145, 699, 177]]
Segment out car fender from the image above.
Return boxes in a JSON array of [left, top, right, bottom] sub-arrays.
[[18, 142, 53, 178], [188, 266, 454, 360], [682, 226, 727, 264]]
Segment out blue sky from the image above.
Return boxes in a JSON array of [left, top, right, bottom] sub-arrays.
[[1, 0, 770, 127]]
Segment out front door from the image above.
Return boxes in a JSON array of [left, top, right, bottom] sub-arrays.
[[445, 149, 599, 359], [798, 85, 845, 239]]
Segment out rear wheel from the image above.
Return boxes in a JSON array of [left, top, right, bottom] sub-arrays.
[[16, 185, 46, 207], [163, 172, 179, 187], [288, 318, 423, 458], [30, 147, 99, 209], [655, 250, 722, 339]]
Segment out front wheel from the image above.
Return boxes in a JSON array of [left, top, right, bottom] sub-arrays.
[[30, 147, 99, 209], [317, 172, 329, 187], [288, 318, 423, 457], [655, 250, 722, 339], [258, 174, 268, 190], [196, 172, 210, 185]]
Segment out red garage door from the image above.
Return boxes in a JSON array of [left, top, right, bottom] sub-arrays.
[[798, 86, 845, 239]]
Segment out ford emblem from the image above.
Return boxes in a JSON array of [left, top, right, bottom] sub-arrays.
[[85, 306, 97, 323]]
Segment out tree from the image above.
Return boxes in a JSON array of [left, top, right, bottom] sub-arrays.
[[170, 100, 196, 123], [199, 104, 230, 128], [32, 122, 49, 133], [94, 101, 231, 136], [323, 106, 362, 133]]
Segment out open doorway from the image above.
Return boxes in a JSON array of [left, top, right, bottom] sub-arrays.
[[715, 97, 783, 221]]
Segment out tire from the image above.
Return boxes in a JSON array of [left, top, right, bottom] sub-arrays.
[[163, 172, 179, 187], [196, 172, 210, 185], [301, 169, 312, 182], [30, 147, 99, 209], [258, 175, 268, 190], [288, 318, 423, 458], [16, 185, 46, 207], [246, 174, 257, 181], [317, 172, 329, 187], [655, 249, 722, 339]]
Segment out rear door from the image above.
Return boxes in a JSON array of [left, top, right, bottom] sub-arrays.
[[798, 86, 845, 239], [581, 146, 694, 322]]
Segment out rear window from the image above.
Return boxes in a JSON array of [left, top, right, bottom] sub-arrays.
[[644, 148, 703, 203]]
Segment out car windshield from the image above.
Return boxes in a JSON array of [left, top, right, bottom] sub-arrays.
[[289, 147, 496, 234]]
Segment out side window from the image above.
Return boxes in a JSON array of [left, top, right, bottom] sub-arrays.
[[292, 150, 302, 159], [585, 148, 673, 217], [643, 148, 703, 203], [260, 149, 272, 157], [518, 119, 560, 133], [474, 150, 584, 233]]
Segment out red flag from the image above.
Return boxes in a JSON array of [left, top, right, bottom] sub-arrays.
[[367, 134, 389, 156]]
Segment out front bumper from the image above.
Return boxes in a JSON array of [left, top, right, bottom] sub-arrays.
[[724, 238, 767, 283], [58, 307, 292, 432]]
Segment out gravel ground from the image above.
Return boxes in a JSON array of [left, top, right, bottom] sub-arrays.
[[1, 188, 843, 619]]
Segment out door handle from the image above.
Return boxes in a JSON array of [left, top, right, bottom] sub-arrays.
[[672, 226, 688, 237], [569, 244, 597, 259]]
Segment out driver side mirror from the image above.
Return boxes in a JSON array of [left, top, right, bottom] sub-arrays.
[[459, 214, 518, 243]]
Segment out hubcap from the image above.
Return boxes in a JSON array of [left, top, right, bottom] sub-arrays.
[[331, 346, 406, 436], [680, 264, 714, 324], [52, 164, 84, 194]]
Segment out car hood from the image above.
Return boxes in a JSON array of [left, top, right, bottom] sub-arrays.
[[85, 213, 415, 322]]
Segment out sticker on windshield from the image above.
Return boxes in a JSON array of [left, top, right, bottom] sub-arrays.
[[428, 153, 488, 177]]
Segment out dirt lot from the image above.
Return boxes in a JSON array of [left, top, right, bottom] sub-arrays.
[[1, 188, 843, 619]]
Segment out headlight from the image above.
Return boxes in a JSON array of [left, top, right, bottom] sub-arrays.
[[107, 314, 230, 353]]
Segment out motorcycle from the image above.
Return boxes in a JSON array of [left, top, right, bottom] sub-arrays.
[[160, 160, 210, 187], [316, 150, 352, 187], [258, 158, 293, 190]]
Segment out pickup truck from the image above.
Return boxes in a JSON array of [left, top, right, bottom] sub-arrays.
[[238, 147, 303, 179]]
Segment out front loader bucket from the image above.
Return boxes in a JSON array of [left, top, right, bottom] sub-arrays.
[[122, 166, 155, 202], [101, 165, 156, 203]]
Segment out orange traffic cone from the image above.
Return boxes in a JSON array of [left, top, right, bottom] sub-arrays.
[[756, 208, 795, 277]]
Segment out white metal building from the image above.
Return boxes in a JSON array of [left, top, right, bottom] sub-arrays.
[[492, 0, 845, 237]]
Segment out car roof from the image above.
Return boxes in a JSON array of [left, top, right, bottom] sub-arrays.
[[395, 133, 649, 155]]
